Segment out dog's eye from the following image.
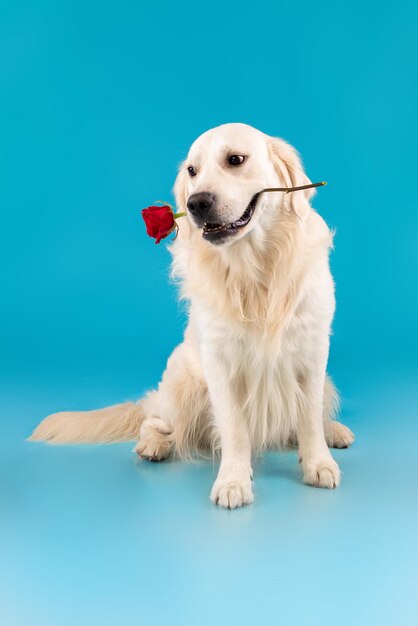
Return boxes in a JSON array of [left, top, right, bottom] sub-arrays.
[[227, 154, 246, 166], [187, 166, 197, 177]]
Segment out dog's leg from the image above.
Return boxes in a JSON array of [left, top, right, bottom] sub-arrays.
[[210, 412, 253, 509], [202, 352, 253, 509], [290, 377, 355, 449], [297, 343, 341, 489], [322, 375, 355, 448], [134, 336, 211, 461]]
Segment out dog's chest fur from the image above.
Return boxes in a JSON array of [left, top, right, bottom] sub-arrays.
[[194, 285, 330, 450]]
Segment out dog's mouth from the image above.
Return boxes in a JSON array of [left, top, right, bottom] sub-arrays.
[[202, 193, 259, 244]]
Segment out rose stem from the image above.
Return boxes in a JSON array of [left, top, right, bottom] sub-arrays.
[[261, 181, 327, 194]]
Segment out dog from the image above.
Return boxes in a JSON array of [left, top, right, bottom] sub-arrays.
[[30, 123, 354, 508]]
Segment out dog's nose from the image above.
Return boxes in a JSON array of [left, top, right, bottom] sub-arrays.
[[187, 192, 215, 219]]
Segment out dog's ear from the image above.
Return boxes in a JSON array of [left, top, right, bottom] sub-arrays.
[[173, 162, 188, 214], [172, 162, 192, 240], [268, 137, 314, 219]]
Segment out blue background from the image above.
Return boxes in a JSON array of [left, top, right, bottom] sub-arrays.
[[1, 1, 417, 624]]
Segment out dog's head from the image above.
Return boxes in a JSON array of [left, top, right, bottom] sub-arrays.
[[174, 123, 315, 246]]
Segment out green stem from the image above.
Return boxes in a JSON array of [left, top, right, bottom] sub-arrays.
[[173, 212, 186, 219]]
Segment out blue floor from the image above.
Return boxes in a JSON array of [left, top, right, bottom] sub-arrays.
[[1, 358, 417, 626]]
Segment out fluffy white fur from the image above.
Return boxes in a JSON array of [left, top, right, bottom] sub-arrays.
[[30, 123, 354, 508]]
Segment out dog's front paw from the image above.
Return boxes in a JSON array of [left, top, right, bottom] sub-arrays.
[[210, 476, 254, 509], [302, 456, 341, 489]]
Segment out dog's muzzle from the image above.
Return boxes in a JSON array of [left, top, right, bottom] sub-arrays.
[[186, 192, 260, 245], [201, 193, 259, 244]]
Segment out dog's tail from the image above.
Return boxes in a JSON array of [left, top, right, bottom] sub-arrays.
[[28, 402, 145, 445]]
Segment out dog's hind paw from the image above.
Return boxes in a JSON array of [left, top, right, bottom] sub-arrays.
[[326, 420, 355, 449], [134, 417, 173, 462]]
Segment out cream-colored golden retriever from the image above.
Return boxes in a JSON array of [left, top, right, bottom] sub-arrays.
[[30, 123, 354, 508]]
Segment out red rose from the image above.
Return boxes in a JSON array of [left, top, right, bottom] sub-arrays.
[[141, 204, 186, 244]]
